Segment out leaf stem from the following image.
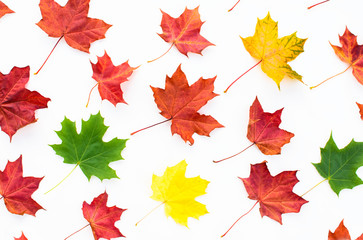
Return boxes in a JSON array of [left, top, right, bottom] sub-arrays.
[[224, 60, 262, 93], [135, 202, 165, 226], [131, 118, 172, 135], [300, 179, 327, 197], [148, 43, 174, 63], [221, 201, 259, 237], [44, 164, 79, 194], [228, 0, 241, 12], [307, 0, 330, 9], [34, 35, 64, 75], [310, 65, 351, 89], [86, 83, 99, 107], [64, 224, 90, 240], [213, 143, 255, 163]]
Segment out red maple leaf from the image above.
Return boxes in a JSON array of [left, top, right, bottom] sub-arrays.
[[87, 51, 137, 107], [221, 161, 307, 237], [357, 102, 363, 120], [132, 65, 223, 145], [35, 0, 112, 74], [247, 97, 294, 154], [311, 27, 363, 88], [329, 220, 363, 240], [14, 232, 28, 240], [149, 7, 214, 62], [65, 192, 125, 240], [214, 97, 293, 163], [0, 1, 13, 18], [0, 66, 50, 140], [0, 156, 44, 216]]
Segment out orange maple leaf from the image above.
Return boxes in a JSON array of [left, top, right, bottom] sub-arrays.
[[87, 51, 137, 107], [311, 28, 363, 88], [132, 65, 223, 145], [149, 7, 214, 62], [329, 220, 363, 240], [0, 1, 13, 18], [35, 0, 112, 74], [14, 232, 28, 240], [357, 102, 363, 120]]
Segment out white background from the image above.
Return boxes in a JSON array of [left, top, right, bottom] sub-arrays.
[[1, 0, 363, 239]]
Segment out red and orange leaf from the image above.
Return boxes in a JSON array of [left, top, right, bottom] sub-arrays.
[[329, 220, 363, 240], [82, 192, 125, 240], [0, 66, 50, 140], [241, 161, 307, 224], [0, 156, 43, 216], [357, 102, 363, 120], [0, 1, 13, 18], [248, 97, 294, 155], [90, 51, 137, 106], [151, 7, 213, 61], [36, 0, 112, 53], [14, 233, 28, 240], [151, 64, 223, 144], [330, 27, 363, 84]]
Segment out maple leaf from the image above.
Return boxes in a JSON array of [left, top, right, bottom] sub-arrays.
[[357, 102, 363, 120], [137, 160, 209, 227], [35, 0, 112, 74], [0, 156, 43, 216], [329, 220, 363, 240], [225, 13, 306, 92], [131, 65, 223, 144], [14, 233, 28, 240], [214, 97, 294, 163], [148, 7, 214, 62], [65, 192, 125, 240], [87, 51, 138, 107], [0, 1, 13, 18], [311, 28, 363, 88], [313, 133, 363, 195], [49, 112, 127, 192], [221, 161, 307, 237], [0, 66, 50, 140]]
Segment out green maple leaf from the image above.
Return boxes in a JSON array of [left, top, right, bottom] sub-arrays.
[[313, 134, 363, 195], [50, 112, 127, 182]]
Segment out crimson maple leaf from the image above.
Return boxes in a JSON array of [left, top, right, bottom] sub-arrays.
[[221, 161, 307, 237], [0, 156, 44, 216], [214, 97, 293, 163], [35, 0, 112, 74], [0, 1, 13, 18], [132, 65, 223, 144], [329, 220, 363, 240], [65, 192, 125, 240], [87, 51, 137, 107], [247, 97, 294, 154], [0, 66, 50, 140], [14, 233, 28, 240], [149, 7, 214, 62]]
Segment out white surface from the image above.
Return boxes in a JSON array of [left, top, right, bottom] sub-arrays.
[[1, 0, 363, 239]]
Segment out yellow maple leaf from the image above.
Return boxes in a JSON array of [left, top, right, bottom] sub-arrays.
[[150, 160, 209, 227], [241, 13, 307, 88]]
